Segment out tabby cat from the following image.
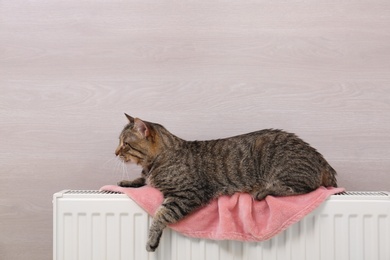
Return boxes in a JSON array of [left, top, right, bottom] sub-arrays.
[[115, 114, 337, 252]]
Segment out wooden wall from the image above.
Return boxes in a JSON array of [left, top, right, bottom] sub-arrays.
[[1, 1, 389, 259]]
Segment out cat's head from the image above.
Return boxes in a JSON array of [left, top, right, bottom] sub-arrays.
[[115, 114, 159, 165]]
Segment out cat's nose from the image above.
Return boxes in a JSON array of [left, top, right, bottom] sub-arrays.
[[115, 146, 121, 156]]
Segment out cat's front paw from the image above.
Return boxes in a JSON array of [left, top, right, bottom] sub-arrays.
[[117, 180, 131, 187], [118, 177, 146, 188], [146, 230, 162, 252], [146, 242, 158, 252]]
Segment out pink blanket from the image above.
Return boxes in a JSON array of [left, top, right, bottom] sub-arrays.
[[100, 185, 345, 241]]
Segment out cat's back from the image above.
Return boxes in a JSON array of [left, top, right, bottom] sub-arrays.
[[177, 128, 333, 179], [171, 129, 299, 174], [186, 128, 299, 152]]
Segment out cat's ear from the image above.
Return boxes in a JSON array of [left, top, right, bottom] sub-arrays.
[[124, 113, 135, 124], [134, 118, 149, 138]]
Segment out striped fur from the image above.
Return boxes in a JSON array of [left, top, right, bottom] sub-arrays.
[[115, 114, 337, 252]]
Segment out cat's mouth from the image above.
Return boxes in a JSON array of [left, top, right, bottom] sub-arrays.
[[117, 153, 140, 164], [121, 155, 135, 163], [118, 155, 129, 162]]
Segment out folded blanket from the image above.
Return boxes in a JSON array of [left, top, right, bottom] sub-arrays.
[[100, 185, 345, 241]]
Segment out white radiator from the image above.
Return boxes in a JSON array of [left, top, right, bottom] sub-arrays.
[[53, 190, 390, 260]]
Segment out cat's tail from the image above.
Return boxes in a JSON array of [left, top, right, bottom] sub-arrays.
[[321, 164, 338, 188]]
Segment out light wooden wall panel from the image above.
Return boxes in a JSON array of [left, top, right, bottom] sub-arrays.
[[1, 1, 389, 259]]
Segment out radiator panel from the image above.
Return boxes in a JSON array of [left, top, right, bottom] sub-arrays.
[[53, 190, 390, 260]]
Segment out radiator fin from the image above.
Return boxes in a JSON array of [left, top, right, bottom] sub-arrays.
[[65, 190, 123, 195], [335, 191, 388, 196]]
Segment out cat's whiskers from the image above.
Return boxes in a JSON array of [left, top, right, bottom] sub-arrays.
[[121, 160, 132, 181], [101, 156, 117, 169], [120, 160, 126, 181], [100, 154, 134, 183], [115, 158, 124, 179], [99, 156, 119, 178]]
